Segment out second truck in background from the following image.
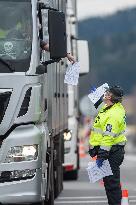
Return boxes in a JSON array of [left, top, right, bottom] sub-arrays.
[[63, 0, 90, 180]]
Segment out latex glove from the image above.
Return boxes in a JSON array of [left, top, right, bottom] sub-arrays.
[[96, 159, 104, 168], [89, 86, 96, 93], [88, 146, 99, 158], [88, 146, 100, 157], [88, 148, 96, 158]]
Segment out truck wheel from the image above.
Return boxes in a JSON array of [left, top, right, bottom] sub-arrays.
[[45, 163, 54, 205], [54, 165, 63, 198], [31, 159, 54, 205], [45, 147, 54, 205]]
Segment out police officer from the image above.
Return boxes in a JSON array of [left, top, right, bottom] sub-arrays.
[[89, 85, 127, 205]]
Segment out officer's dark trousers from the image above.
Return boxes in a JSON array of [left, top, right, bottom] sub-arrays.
[[103, 145, 125, 205]]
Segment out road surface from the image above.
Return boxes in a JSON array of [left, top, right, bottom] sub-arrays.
[[55, 154, 136, 204]]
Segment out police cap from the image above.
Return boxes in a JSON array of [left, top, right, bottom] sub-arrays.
[[107, 85, 124, 103], [109, 85, 124, 97]]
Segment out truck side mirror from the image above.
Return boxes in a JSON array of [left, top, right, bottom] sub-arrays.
[[48, 10, 67, 60], [77, 40, 90, 76]]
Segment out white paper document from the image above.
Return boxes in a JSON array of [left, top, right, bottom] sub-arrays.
[[88, 83, 109, 104], [64, 62, 80, 85], [86, 160, 113, 183]]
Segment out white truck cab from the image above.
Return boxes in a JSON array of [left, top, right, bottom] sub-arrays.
[[0, 0, 69, 204]]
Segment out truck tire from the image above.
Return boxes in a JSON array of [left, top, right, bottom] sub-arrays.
[[31, 152, 54, 205], [45, 143, 54, 205], [45, 159, 54, 205], [54, 165, 63, 198], [54, 134, 64, 198]]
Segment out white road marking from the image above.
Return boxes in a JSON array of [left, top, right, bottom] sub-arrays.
[[55, 200, 136, 204], [130, 200, 136, 203], [125, 155, 136, 161], [57, 196, 136, 200], [55, 200, 107, 204], [57, 196, 107, 199]]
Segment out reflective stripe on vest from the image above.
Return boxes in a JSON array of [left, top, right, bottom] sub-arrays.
[[92, 127, 125, 138], [100, 141, 126, 151], [100, 146, 111, 151], [90, 141, 126, 151]]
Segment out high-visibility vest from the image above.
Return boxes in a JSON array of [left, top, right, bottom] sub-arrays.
[[89, 102, 127, 151]]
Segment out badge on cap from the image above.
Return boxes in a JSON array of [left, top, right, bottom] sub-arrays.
[[106, 124, 112, 132]]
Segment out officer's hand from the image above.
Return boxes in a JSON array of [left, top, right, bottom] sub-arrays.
[[96, 159, 104, 168], [66, 53, 76, 64], [90, 86, 96, 93], [88, 147, 96, 158]]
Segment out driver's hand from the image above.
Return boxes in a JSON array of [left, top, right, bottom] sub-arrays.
[[66, 53, 76, 64]]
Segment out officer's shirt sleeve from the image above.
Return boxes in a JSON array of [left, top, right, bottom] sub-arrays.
[[100, 114, 119, 151]]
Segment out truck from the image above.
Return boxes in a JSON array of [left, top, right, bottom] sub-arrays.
[[63, 0, 90, 180], [0, 0, 68, 204], [0, 0, 89, 204]]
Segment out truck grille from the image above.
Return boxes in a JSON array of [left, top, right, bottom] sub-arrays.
[[0, 91, 12, 124]]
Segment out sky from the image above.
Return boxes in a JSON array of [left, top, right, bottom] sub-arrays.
[[77, 0, 136, 20]]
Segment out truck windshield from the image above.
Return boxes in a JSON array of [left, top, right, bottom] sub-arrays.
[[0, 0, 32, 73]]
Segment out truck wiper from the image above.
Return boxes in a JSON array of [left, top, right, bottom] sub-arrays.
[[0, 57, 15, 72]]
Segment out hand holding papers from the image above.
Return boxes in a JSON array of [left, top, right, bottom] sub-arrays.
[[88, 83, 109, 104], [86, 159, 113, 183], [64, 62, 80, 85]]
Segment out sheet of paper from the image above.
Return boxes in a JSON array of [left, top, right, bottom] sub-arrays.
[[86, 159, 113, 183], [64, 62, 80, 85], [88, 83, 109, 104]]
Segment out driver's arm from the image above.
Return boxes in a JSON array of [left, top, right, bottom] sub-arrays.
[[40, 39, 76, 64]]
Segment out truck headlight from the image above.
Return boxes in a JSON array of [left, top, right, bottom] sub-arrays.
[[64, 130, 72, 141], [5, 145, 38, 163]]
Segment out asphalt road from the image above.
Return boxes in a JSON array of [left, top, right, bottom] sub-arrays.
[[55, 154, 136, 205]]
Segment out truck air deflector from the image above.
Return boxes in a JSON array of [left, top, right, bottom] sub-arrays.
[[0, 89, 12, 124], [18, 87, 32, 117]]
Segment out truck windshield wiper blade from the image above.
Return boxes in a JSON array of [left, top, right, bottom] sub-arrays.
[[0, 57, 15, 72]]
